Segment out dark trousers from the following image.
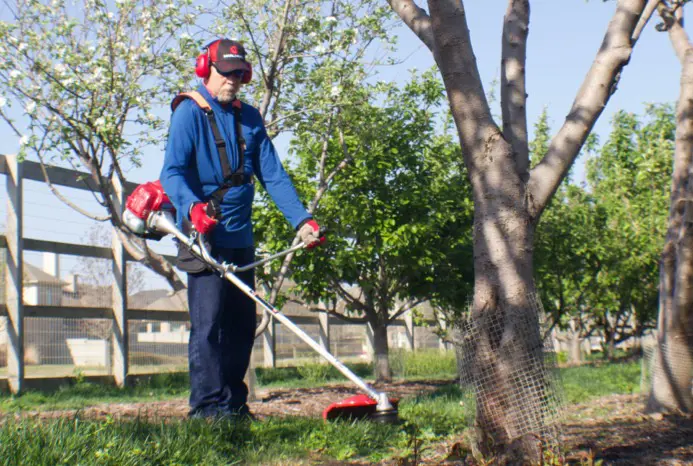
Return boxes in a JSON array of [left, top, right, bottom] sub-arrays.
[[187, 246, 257, 417]]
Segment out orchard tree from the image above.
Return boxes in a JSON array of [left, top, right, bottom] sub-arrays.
[[585, 108, 671, 358], [532, 110, 604, 363], [388, 0, 659, 460], [648, 0, 693, 414], [0, 0, 206, 291], [217, 0, 396, 136], [255, 72, 474, 382]]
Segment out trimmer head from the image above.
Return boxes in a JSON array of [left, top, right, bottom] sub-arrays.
[[322, 394, 400, 423]]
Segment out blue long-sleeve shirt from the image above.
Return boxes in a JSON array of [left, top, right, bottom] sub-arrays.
[[159, 84, 311, 248]]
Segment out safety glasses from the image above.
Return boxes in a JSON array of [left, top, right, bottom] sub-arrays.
[[212, 65, 245, 79]]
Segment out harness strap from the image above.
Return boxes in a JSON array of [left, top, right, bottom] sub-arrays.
[[171, 92, 252, 211]]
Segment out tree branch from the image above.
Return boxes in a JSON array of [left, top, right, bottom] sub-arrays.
[[501, 0, 530, 175], [425, 0, 499, 166], [632, 0, 662, 41], [35, 151, 111, 221], [288, 298, 367, 323], [528, 0, 654, 220], [330, 278, 368, 313], [657, 0, 692, 62], [388, 297, 425, 323], [258, 0, 294, 120], [112, 226, 186, 292], [387, 0, 435, 51]]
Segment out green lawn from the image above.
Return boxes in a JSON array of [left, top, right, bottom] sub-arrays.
[[0, 357, 643, 465]]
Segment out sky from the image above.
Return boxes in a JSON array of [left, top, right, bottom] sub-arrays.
[[0, 0, 686, 291]]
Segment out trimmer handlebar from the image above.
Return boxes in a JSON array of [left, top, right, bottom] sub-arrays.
[[145, 209, 318, 273]]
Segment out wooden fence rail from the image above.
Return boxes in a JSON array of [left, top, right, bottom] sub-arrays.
[[0, 154, 447, 394]]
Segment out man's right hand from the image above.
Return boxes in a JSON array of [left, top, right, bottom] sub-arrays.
[[298, 219, 325, 249], [190, 202, 218, 234]]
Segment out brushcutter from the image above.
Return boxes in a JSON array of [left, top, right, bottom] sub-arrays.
[[122, 182, 399, 423]]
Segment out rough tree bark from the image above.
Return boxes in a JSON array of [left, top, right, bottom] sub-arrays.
[[647, 1, 693, 414], [389, 0, 655, 461]]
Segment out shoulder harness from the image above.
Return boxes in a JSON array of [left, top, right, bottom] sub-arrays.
[[171, 91, 253, 208]]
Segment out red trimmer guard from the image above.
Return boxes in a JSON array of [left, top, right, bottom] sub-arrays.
[[322, 394, 399, 421]]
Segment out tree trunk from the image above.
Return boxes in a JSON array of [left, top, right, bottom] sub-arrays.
[[390, 0, 652, 461], [371, 321, 392, 382], [462, 138, 553, 463], [648, 27, 693, 412]]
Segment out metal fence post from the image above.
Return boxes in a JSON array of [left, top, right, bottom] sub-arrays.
[[439, 317, 450, 351], [318, 311, 330, 353], [5, 155, 23, 394], [111, 177, 128, 386], [366, 322, 375, 362], [404, 311, 415, 351], [263, 316, 276, 367]]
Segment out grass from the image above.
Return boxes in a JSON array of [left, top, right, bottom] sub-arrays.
[[0, 372, 190, 412], [0, 383, 467, 465], [0, 355, 644, 464], [0, 415, 409, 465], [560, 359, 641, 404]]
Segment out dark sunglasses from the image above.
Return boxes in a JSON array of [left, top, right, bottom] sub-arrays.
[[212, 64, 245, 79]]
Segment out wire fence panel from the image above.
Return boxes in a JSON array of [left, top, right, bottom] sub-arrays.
[[275, 322, 321, 366], [128, 320, 190, 375], [330, 323, 370, 363], [415, 325, 443, 350], [22, 317, 112, 378]]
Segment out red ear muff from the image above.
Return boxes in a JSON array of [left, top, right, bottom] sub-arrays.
[[241, 63, 252, 84], [195, 52, 211, 78]]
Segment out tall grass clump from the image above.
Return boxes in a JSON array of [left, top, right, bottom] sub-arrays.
[[390, 349, 457, 379]]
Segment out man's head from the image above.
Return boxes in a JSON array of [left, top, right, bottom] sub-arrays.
[[196, 39, 252, 104]]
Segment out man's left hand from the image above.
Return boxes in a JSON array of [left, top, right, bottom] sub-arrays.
[[298, 219, 325, 249]]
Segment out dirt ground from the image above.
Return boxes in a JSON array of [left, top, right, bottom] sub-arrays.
[[4, 380, 693, 465]]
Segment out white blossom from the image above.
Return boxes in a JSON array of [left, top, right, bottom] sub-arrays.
[[325, 16, 337, 23], [25, 101, 36, 114], [0, 96, 6, 107], [330, 85, 341, 98], [314, 45, 326, 54], [9, 70, 21, 79], [54, 63, 68, 74], [19, 135, 29, 146], [95, 116, 106, 127]]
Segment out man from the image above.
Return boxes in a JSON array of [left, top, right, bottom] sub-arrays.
[[160, 38, 322, 419]]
